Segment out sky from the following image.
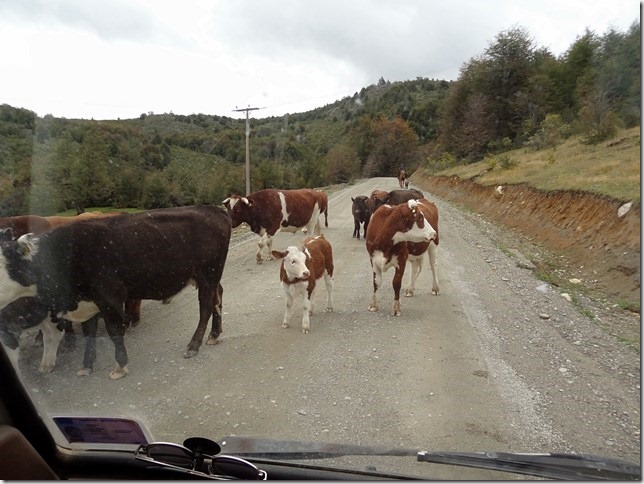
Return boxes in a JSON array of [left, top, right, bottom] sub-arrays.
[[0, 0, 639, 121]]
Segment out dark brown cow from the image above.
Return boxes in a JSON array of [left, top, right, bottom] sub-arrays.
[[351, 195, 372, 240], [223, 188, 322, 264], [398, 168, 407, 188], [370, 188, 424, 210], [0, 205, 231, 379], [404, 198, 440, 297], [365, 199, 437, 316], [271, 234, 334, 333]]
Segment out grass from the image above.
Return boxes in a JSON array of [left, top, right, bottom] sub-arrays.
[[435, 126, 640, 203]]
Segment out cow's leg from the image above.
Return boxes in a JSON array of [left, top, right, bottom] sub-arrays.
[[77, 315, 99, 376], [38, 317, 64, 373], [124, 299, 142, 327], [368, 264, 383, 312], [323, 271, 334, 313], [405, 257, 424, 297], [281, 285, 294, 329], [428, 243, 440, 295], [391, 264, 405, 317], [363, 220, 369, 240], [103, 315, 128, 379], [353, 219, 359, 239], [185, 284, 216, 358], [301, 295, 311, 333], [206, 283, 223, 346]]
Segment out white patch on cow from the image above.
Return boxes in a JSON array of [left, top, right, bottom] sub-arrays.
[[278, 192, 289, 224], [392, 220, 434, 245], [16, 233, 39, 260], [57, 300, 100, 323], [0, 252, 37, 310]]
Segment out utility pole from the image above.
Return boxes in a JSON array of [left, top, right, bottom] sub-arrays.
[[234, 105, 260, 195]]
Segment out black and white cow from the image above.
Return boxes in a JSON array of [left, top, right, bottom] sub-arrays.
[[0, 205, 231, 379]]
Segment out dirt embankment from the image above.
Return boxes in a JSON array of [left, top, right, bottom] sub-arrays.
[[411, 172, 641, 310]]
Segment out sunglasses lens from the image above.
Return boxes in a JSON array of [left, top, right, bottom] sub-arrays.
[[211, 456, 264, 479], [146, 444, 194, 469]]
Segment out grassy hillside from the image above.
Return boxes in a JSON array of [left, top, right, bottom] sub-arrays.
[[430, 126, 641, 203]]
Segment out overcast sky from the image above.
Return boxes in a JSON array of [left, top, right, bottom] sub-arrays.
[[0, 0, 639, 120]]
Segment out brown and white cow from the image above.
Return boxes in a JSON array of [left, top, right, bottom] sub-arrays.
[[351, 195, 372, 240], [404, 198, 440, 297], [271, 234, 334, 334], [0, 205, 231, 379], [223, 188, 322, 264], [365, 199, 436, 316], [370, 188, 424, 211]]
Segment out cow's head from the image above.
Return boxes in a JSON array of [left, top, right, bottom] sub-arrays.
[[370, 190, 389, 210], [351, 196, 372, 218], [272, 246, 311, 282], [392, 200, 435, 245], [0, 234, 39, 310], [222, 195, 252, 228]]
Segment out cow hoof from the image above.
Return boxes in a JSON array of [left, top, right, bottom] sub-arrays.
[[110, 365, 128, 380], [77, 367, 92, 377], [206, 335, 220, 346], [39, 365, 54, 374], [368, 305, 378, 312], [325, 307, 333, 313], [302, 328, 309, 334], [405, 289, 414, 297], [432, 288, 440, 295], [281, 322, 289, 329], [392, 310, 401, 317], [184, 349, 199, 358]]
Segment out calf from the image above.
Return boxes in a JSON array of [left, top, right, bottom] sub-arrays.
[[271, 235, 334, 333], [404, 198, 440, 297], [0, 205, 231, 379], [370, 188, 424, 210], [365, 199, 436, 316], [223, 188, 321, 263], [351, 195, 372, 240]]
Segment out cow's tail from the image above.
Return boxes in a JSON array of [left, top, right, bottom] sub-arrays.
[[324, 206, 328, 227]]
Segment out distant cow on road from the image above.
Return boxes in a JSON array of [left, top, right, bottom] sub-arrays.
[[0, 205, 231, 379], [351, 196, 373, 240], [370, 188, 424, 210], [223, 188, 322, 263]]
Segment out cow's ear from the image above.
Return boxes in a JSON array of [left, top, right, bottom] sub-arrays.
[[242, 197, 251, 206], [0, 228, 14, 241], [271, 250, 287, 260], [16, 233, 38, 259], [222, 197, 230, 207]]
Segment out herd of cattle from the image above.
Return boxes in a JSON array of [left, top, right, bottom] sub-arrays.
[[0, 185, 438, 379]]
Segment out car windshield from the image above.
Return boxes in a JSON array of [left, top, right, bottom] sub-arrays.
[[0, 0, 640, 481]]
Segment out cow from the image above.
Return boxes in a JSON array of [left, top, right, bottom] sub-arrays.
[[370, 188, 424, 210], [351, 195, 372, 240], [271, 234, 334, 334], [404, 198, 440, 297], [365, 199, 437, 316], [0, 211, 143, 373], [312, 189, 329, 235], [0, 205, 231, 379], [398, 168, 407, 188], [223, 188, 322, 264]]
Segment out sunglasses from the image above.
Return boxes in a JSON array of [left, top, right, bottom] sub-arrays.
[[135, 441, 267, 480]]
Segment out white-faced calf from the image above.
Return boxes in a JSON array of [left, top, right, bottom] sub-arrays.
[[272, 235, 334, 333]]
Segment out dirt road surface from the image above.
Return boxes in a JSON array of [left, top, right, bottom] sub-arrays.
[[16, 177, 640, 478]]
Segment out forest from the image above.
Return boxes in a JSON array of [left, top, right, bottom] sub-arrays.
[[0, 22, 639, 216]]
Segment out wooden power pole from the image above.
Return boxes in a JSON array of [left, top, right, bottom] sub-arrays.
[[234, 105, 260, 195]]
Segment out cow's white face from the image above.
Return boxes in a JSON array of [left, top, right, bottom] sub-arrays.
[[0, 249, 37, 310], [280, 246, 310, 281]]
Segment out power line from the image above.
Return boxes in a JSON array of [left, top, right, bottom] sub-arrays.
[[233, 105, 262, 195]]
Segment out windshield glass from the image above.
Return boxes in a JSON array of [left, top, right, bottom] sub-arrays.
[[0, 0, 640, 480]]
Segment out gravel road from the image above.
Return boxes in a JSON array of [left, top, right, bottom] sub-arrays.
[[16, 177, 640, 478]]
